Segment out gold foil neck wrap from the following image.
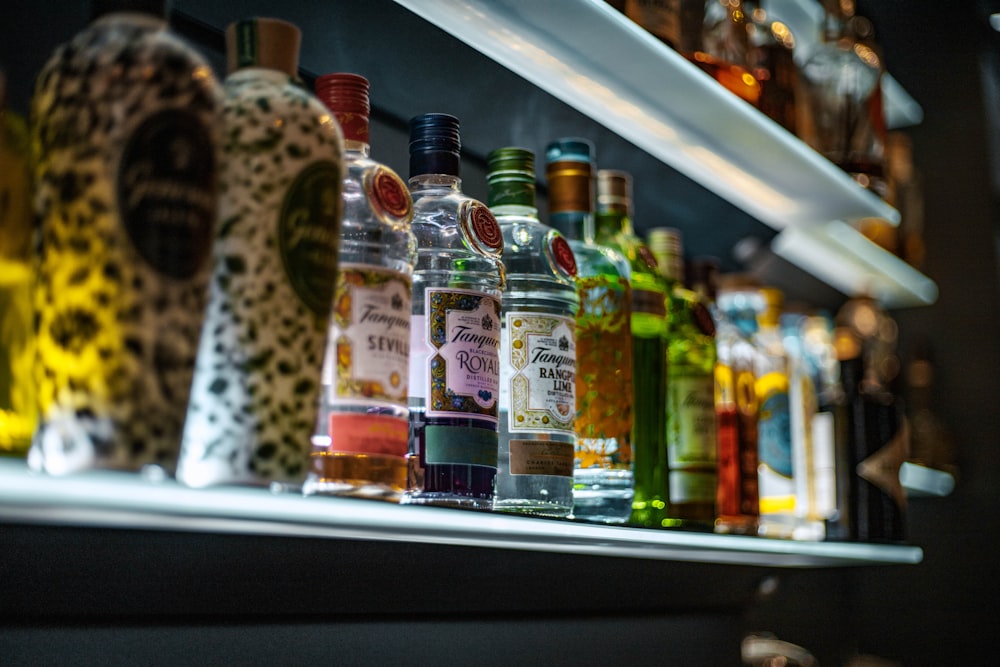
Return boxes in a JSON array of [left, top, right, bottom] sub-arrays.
[[545, 159, 593, 214], [596, 169, 632, 215], [226, 18, 301, 76]]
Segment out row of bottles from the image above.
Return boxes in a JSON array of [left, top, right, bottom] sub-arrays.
[[0, 2, 941, 545], [610, 0, 926, 270]]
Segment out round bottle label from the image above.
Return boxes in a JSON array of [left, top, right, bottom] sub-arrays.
[[117, 109, 216, 279], [460, 201, 503, 257], [365, 165, 413, 224], [547, 232, 577, 277], [278, 160, 342, 318]]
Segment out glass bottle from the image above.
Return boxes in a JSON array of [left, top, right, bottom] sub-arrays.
[[754, 287, 796, 538], [490, 147, 579, 517], [29, 0, 222, 476], [404, 113, 505, 510], [0, 71, 36, 457], [177, 18, 344, 488], [545, 138, 633, 524], [904, 339, 956, 475], [593, 170, 668, 528], [662, 237, 718, 528], [713, 286, 761, 535], [743, 0, 799, 134], [622, 0, 761, 105], [303, 73, 415, 501]]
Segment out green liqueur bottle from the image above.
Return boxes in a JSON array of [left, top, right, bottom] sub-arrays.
[[490, 147, 579, 517], [545, 138, 633, 524], [593, 170, 669, 528]]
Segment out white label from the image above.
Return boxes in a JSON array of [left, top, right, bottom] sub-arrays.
[[502, 312, 576, 433], [811, 411, 837, 519]]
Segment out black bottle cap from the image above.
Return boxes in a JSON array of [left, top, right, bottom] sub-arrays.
[[409, 113, 461, 178], [91, 0, 167, 20]]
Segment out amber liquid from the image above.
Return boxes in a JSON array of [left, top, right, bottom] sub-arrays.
[[715, 406, 759, 534], [307, 449, 408, 501], [685, 51, 761, 106]]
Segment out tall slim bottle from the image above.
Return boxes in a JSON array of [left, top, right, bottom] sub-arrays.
[[593, 170, 668, 528], [177, 18, 344, 488], [0, 73, 35, 456], [490, 147, 579, 517], [29, 0, 222, 475], [305, 73, 415, 501], [545, 138, 633, 524], [404, 113, 504, 510]]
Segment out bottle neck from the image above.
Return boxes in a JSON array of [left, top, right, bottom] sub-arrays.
[[594, 208, 633, 237], [488, 179, 535, 209], [408, 172, 462, 194], [491, 203, 538, 220], [344, 139, 370, 157], [549, 210, 593, 243]]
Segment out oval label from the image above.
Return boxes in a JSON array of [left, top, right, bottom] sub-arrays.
[[460, 200, 503, 256], [118, 109, 216, 279], [548, 233, 577, 277], [365, 165, 413, 223], [278, 160, 342, 317]]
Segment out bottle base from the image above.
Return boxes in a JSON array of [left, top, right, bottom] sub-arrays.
[[401, 492, 495, 511], [493, 499, 572, 518]]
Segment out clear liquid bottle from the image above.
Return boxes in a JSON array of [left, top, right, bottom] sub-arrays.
[[177, 18, 344, 488], [29, 0, 222, 475], [0, 71, 36, 457], [592, 170, 668, 528], [304, 73, 416, 501], [490, 147, 579, 517], [545, 138, 633, 524], [404, 113, 505, 510]]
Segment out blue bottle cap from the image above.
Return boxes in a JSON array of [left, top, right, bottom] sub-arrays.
[[545, 137, 595, 165], [409, 113, 461, 178]]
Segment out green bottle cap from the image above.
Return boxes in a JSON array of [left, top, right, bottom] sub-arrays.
[[486, 146, 535, 208]]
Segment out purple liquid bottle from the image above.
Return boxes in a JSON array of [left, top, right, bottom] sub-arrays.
[[403, 113, 505, 510]]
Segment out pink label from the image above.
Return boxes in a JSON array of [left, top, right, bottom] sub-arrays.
[[327, 413, 409, 457]]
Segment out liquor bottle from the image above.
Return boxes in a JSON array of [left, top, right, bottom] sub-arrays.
[[622, 0, 761, 105], [177, 18, 344, 488], [713, 286, 761, 535], [29, 0, 222, 475], [490, 147, 579, 517], [545, 138, 633, 524], [593, 170, 668, 528], [743, 0, 799, 134], [754, 287, 796, 538], [404, 113, 504, 510], [0, 72, 35, 457], [904, 339, 956, 475], [662, 237, 718, 528], [834, 298, 907, 543], [303, 73, 415, 501]]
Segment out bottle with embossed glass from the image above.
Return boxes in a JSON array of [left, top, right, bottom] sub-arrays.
[[545, 139, 633, 524], [404, 113, 504, 510], [592, 170, 668, 528], [28, 0, 222, 475], [489, 147, 579, 517], [177, 18, 344, 488], [303, 73, 415, 501]]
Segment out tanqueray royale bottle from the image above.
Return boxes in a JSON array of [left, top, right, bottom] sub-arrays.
[[29, 0, 222, 475], [305, 73, 416, 501], [545, 138, 634, 524], [404, 113, 505, 510], [489, 147, 579, 518], [177, 18, 344, 488]]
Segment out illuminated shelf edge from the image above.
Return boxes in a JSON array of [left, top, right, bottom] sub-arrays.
[[0, 460, 922, 568], [901, 462, 955, 498]]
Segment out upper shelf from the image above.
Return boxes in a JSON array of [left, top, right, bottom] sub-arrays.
[[0, 459, 922, 568], [391, 0, 937, 307]]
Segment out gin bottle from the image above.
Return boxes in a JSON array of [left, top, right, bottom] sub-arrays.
[[593, 170, 668, 528], [29, 0, 222, 475], [177, 18, 344, 488], [545, 138, 633, 524], [304, 73, 415, 501], [404, 113, 504, 510], [490, 147, 579, 517]]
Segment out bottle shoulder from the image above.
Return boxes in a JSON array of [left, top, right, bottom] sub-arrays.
[[498, 215, 578, 296], [567, 238, 630, 280]]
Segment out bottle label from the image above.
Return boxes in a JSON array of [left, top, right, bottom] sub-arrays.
[[508, 439, 575, 477], [278, 160, 342, 318], [632, 287, 667, 317], [323, 264, 411, 406], [575, 275, 633, 469], [424, 288, 500, 421], [547, 233, 577, 277], [757, 376, 792, 478], [669, 469, 717, 504], [503, 312, 576, 433], [326, 413, 409, 457], [810, 411, 837, 519], [118, 108, 216, 280], [364, 165, 413, 225], [424, 424, 498, 467], [666, 371, 717, 467], [459, 201, 504, 257]]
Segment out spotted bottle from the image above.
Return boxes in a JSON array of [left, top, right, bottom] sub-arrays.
[[176, 18, 344, 488], [29, 0, 222, 475]]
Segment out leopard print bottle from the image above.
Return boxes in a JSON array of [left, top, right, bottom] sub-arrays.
[[176, 18, 344, 488], [29, 3, 222, 475]]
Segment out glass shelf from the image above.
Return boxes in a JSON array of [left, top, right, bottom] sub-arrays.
[[900, 461, 956, 497], [0, 459, 922, 568], [391, 0, 937, 308]]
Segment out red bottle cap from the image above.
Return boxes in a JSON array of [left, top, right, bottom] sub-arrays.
[[315, 73, 370, 145]]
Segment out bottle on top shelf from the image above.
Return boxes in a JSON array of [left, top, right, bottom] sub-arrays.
[[545, 138, 634, 524], [903, 338, 956, 477], [404, 113, 505, 510], [177, 18, 344, 488], [303, 73, 416, 501], [29, 0, 222, 476], [743, 0, 800, 134], [490, 147, 579, 518]]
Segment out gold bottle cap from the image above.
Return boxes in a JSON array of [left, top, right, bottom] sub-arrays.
[[545, 158, 593, 214], [596, 169, 632, 215], [226, 17, 301, 76]]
